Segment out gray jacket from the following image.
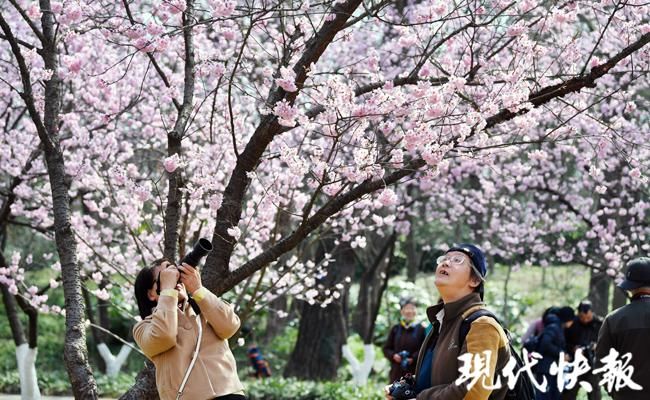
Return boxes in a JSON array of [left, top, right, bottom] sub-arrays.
[[595, 295, 650, 400]]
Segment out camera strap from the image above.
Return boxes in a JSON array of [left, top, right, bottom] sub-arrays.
[[176, 314, 203, 400]]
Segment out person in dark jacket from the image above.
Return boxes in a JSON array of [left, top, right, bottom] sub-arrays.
[[595, 257, 650, 400], [383, 297, 426, 382], [561, 300, 602, 400], [535, 306, 574, 400], [385, 244, 511, 400]]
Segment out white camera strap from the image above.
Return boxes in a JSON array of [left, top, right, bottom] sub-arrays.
[[176, 315, 203, 400]]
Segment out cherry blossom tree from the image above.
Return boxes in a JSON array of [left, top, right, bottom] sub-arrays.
[[1, 0, 648, 397]]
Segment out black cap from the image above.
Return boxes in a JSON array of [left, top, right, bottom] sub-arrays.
[[577, 300, 592, 313], [447, 243, 487, 280], [618, 257, 650, 291], [556, 306, 575, 323]]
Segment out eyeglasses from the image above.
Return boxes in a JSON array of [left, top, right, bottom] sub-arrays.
[[436, 254, 467, 266]]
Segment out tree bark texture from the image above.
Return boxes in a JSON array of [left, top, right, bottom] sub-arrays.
[[352, 231, 396, 343], [0, 1, 101, 396], [284, 239, 354, 380], [588, 269, 610, 318]]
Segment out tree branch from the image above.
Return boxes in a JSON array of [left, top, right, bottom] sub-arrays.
[[215, 31, 650, 293], [204, 0, 365, 286]]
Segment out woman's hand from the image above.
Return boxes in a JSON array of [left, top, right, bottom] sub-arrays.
[[159, 263, 180, 290], [178, 263, 202, 294]]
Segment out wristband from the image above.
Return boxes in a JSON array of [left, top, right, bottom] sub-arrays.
[[160, 289, 178, 299], [192, 287, 209, 302]]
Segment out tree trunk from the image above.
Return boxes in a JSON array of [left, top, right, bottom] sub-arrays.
[[122, 1, 196, 397], [351, 231, 396, 343], [263, 294, 288, 344], [2, 280, 42, 400], [502, 264, 512, 326], [0, 2, 100, 396], [16, 343, 41, 400], [405, 218, 419, 282], [97, 343, 133, 378], [341, 343, 375, 385], [588, 269, 610, 317], [611, 276, 628, 311], [284, 239, 354, 380], [119, 361, 159, 400]]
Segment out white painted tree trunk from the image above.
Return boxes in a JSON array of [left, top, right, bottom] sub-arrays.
[[97, 343, 133, 377], [342, 342, 375, 386], [16, 343, 41, 400]]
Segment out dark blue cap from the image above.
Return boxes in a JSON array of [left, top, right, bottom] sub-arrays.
[[447, 243, 487, 280], [618, 257, 650, 290]]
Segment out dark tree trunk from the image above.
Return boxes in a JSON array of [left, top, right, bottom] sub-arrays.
[[283, 299, 347, 380], [405, 218, 419, 282], [1, 280, 27, 347], [611, 263, 630, 312], [119, 361, 159, 400], [284, 239, 354, 380], [263, 294, 288, 344], [611, 279, 627, 312], [588, 269, 610, 317], [352, 232, 396, 343], [0, 0, 102, 394], [122, 2, 196, 398]]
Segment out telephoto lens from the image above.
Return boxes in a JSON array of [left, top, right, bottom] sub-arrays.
[[180, 238, 213, 315], [181, 238, 213, 268]]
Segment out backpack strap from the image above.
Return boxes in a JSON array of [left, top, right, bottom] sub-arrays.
[[459, 308, 512, 346], [459, 308, 496, 346]]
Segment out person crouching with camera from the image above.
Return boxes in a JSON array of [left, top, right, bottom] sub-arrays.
[[133, 259, 246, 400]]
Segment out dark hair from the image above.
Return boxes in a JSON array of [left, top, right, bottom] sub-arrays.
[[399, 297, 417, 309], [542, 306, 559, 320], [134, 258, 168, 319]]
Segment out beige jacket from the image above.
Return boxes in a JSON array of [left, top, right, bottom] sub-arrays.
[[133, 290, 244, 400]]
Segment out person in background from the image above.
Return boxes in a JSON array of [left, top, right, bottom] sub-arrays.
[[534, 306, 574, 400], [383, 297, 426, 383], [595, 257, 650, 400], [522, 306, 558, 343], [561, 300, 602, 400]]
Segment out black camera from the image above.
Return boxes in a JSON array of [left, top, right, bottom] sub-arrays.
[[398, 350, 411, 370], [388, 374, 416, 400], [156, 238, 213, 295], [579, 343, 596, 366], [181, 238, 213, 269]]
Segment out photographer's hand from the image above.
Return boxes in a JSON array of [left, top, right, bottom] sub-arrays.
[[384, 385, 393, 400], [159, 263, 180, 290], [178, 263, 202, 294]]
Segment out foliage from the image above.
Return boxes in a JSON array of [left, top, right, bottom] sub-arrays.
[[243, 377, 384, 400], [0, 370, 136, 396]]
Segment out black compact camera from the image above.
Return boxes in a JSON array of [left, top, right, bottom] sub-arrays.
[[388, 374, 416, 400]]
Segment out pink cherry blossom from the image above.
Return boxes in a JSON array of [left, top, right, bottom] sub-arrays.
[[276, 67, 298, 92], [273, 100, 299, 127], [163, 154, 181, 173]]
